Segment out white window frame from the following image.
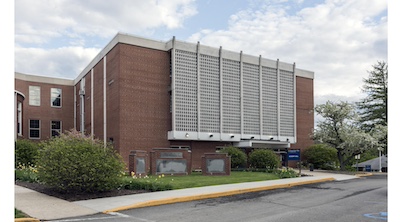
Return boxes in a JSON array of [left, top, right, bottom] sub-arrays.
[[51, 120, 62, 137], [29, 119, 40, 139], [29, 86, 41, 106], [17, 102, 22, 136], [51, 88, 62, 108]]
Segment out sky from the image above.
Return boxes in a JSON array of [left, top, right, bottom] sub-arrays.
[[13, 0, 388, 107]]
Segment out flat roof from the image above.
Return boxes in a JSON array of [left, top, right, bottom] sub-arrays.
[[15, 72, 74, 86], [75, 33, 314, 83], [15, 32, 315, 84]]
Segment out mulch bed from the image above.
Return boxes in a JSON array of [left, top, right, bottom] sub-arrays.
[[15, 181, 148, 202]]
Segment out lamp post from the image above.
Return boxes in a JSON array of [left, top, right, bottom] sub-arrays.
[[378, 147, 383, 173], [355, 154, 360, 171]]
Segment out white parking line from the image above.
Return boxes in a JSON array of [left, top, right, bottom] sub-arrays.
[[49, 216, 118, 222], [49, 212, 156, 222], [108, 212, 156, 222]]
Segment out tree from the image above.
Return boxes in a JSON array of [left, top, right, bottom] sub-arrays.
[[357, 61, 388, 131], [357, 61, 388, 154], [313, 101, 377, 170]]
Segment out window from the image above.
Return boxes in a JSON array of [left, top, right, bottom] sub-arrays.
[[17, 102, 22, 136], [51, 88, 62, 107], [170, 146, 191, 151], [29, 119, 40, 139], [29, 86, 40, 106], [51, 121, 61, 137]]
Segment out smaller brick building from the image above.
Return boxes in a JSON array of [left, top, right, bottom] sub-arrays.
[[15, 33, 315, 170], [14, 73, 75, 141]]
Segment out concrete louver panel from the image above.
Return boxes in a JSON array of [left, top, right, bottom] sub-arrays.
[[165, 39, 306, 143]]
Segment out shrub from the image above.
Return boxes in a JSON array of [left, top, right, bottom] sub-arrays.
[[273, 168, 298, 178], [15, 166, 39, 183], [248, 149, 280, 169], [15, 139, 40, 168], [303, 144, 337, 170], [120, 175, 173, 192], [37, 129, 126, 193], [219, 146, 247, 168]]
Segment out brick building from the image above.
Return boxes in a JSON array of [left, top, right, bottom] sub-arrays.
[[14, 33, 314, 170]]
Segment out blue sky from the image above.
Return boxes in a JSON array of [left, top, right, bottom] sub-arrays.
[[13, 0, 388, 107]]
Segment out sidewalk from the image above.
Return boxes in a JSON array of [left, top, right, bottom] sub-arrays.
[[15, 170, 366, 221]]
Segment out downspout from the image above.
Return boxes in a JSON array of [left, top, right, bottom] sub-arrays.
[[103, 56, 107, 149]]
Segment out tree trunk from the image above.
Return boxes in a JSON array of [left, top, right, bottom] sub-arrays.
[[337, 150, 345, 171]]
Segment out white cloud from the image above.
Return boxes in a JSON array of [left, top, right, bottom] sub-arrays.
[[15, 0, 198, 77], [15, 0, 197, 46], [15, 46, 100, 79], [187, 0, 387, 104]]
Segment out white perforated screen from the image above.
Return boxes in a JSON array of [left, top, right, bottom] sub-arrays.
[[221, 59, 241, 134], [174, 49, 198, 132], [262, 67, 278, 136], [242, 63, 260, 135], [199, 54, 220, 133], [279, 70, 295, 137], [171, 46, 296, 142]]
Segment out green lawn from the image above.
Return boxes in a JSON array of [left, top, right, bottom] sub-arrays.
[[15, 208, 29, 218], [131, 171, 282, 190]]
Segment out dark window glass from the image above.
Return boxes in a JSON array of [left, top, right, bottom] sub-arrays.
[[51, 88, 62, 107], [51, 121, 61, 137], [29, 119, 40, 139], [30, 130, 40, 138], [30, 120, 39, 128]]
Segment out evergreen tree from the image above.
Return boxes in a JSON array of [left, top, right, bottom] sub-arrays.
[[357, 61, 388, 131]]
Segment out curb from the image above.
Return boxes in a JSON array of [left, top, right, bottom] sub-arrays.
[[103, 177, 335, 213], [355, 173, 374, 177], [15, 218, 40, 222]]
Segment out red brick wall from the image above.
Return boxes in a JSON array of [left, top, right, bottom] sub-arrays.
[[93, 59, 105, 141], [116, 44, 172, 164], [15, 78, 74, 140], [106, 45, 121, 152], [292, 76, 314, 165], [170, 141, 232, 170]]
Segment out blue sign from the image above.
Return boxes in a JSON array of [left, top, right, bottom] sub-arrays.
[[365, 165, 372, 172], [287, 149, 300, 161]]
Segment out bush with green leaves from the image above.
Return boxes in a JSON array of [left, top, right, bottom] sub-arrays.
[[303, 144, 338, 170], [15, 165, 39, 183], [121, 175, 173, 192], [15, 139, 40, 168], [219, 146, 247, 168], [273, 168, 298, 178], [37, 130, 126, 193], [248, 149, 280, 169]]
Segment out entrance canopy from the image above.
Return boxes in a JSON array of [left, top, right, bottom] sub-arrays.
[[233, 140, 291, 149]]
